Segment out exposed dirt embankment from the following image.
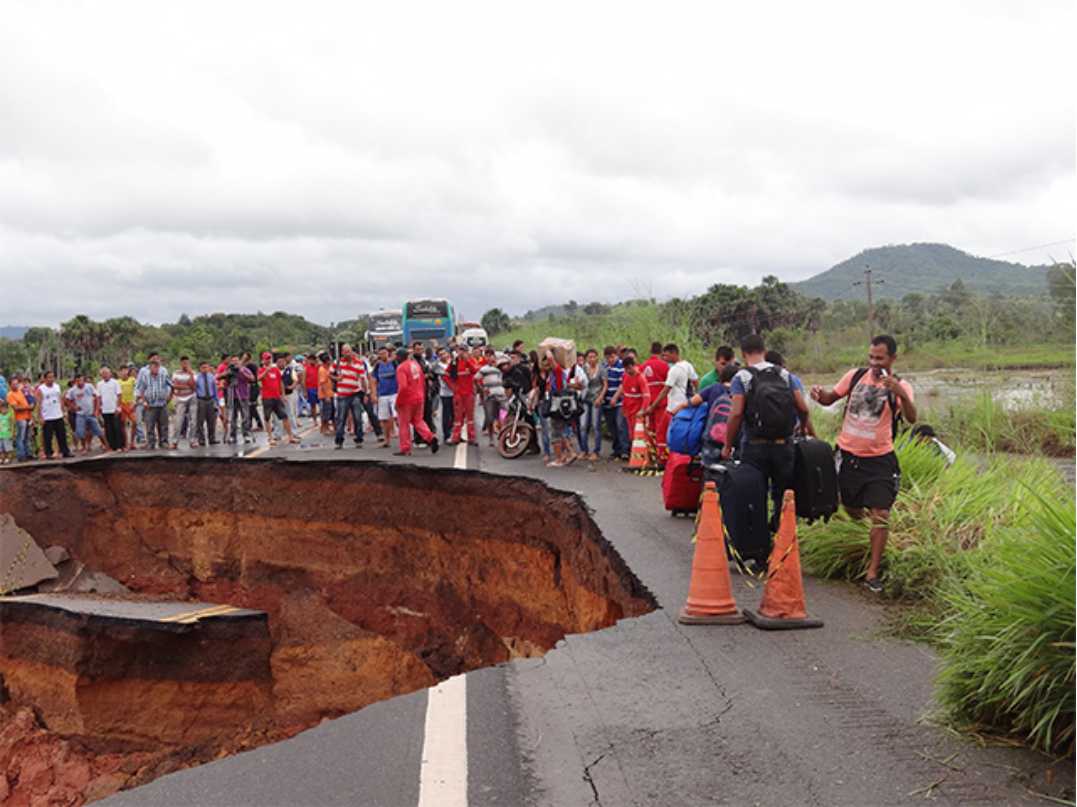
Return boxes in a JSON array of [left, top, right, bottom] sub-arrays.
[[0, 457, 655, 804]]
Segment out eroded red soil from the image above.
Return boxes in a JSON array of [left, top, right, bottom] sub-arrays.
[[0, 457, 655, 804]]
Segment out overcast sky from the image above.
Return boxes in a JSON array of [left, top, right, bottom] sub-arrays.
[[1, 1, 1073, 326]]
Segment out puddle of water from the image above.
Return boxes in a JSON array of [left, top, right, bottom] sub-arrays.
[[803, 369, 1073, 413]]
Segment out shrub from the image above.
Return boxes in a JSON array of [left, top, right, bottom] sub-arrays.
[[935, 493, 1076, 755]]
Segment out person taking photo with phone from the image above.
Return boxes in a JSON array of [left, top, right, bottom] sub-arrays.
[[810, 334, 917, 594]]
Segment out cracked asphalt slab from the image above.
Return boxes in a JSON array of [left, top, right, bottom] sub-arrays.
[[89, 425, 1071, 807]]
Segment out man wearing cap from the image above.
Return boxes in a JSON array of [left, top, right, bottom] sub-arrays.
[[395, 347, 439, 456], [259, 352, 300, 446]]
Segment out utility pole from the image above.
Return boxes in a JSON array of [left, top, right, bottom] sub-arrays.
[[852, 266, 883, 336]]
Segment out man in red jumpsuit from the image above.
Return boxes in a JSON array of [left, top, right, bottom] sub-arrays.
[[395, 347, 439, 456], [640, 341, 670, 465], [450, 345, 480, 445]]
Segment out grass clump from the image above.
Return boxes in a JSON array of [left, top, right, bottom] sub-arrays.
[[940, 391, 1075, 458], [934, 493, 1075, 756]]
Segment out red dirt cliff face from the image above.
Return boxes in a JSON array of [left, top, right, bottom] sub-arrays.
[[0, 457, 656, 804]]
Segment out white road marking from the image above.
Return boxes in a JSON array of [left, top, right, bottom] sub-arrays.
[[417, 440, 469, 806], [417, 673, 468, 807], [243, 423, 318, 459]]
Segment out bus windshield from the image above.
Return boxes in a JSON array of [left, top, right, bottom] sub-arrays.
[[369, 312, 402, 333], [405, 300, 449, 319]]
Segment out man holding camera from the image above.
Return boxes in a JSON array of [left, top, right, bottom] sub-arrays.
[[217, 354, 254, 444]]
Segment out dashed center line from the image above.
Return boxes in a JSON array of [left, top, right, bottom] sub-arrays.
[[417, 440, 469, 806]]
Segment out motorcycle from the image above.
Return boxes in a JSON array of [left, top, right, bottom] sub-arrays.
[[496, 391, 535, 459]]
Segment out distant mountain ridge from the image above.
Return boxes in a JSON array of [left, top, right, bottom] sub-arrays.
[[791, 243, 1050, 301], [0, 326, 28, 340]]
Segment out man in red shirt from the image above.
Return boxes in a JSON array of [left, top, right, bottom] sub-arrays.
[[258, 352, 299, 446], [395, 347, 439, 456], [331, 343, 370, 450], [449, 345, 480, 445], [640, 341, 670, 464], [610, 355, 651, 431]]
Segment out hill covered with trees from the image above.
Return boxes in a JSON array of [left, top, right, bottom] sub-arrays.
[[792, 243, 1051, 300]]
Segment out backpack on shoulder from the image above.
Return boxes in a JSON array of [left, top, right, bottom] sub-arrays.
[[744, 366, 796, 439], [843, 367, 902, 438]]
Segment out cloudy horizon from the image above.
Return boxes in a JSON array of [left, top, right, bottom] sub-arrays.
[[1, 1, 1073, 327]]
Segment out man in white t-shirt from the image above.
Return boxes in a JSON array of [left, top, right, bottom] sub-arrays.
[[647, 343, 699, 415], [36, 371, 72, 459], [97, 366, 124, 451]]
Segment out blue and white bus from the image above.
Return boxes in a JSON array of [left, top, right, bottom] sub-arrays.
[[402, 298, 455, 347]]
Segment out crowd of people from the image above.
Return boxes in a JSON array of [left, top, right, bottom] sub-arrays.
[[0, 331, 923, 592]]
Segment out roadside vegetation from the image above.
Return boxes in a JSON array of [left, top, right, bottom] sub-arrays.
[[799, 438, 1075, 755], [938, 390, 1076, 458], [935, 492, 1075, 756]]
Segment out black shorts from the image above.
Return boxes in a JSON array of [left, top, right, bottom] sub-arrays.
[[263, 398, 288, 422], [838, 450, 900, 511]]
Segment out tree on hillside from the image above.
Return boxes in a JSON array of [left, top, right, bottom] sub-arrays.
[[481, 308, 511, 335], [1047, 261, 1076, 326]]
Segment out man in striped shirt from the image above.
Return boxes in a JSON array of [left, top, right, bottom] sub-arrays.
[[600, 346, 629, 460], [331, 343, 371, 450]]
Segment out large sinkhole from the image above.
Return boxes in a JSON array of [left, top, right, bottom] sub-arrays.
[[0, 457, 656, 804]]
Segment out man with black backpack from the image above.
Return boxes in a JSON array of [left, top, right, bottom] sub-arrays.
[[810, 334, 916, 593], [721, 333, 813, 530]]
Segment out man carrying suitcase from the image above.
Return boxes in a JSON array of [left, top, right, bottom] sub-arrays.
[[721, 334, 814, 532], [810, 335, 917, 593]]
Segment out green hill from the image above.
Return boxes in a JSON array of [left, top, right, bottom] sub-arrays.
[[792, 243, 1049, 300]]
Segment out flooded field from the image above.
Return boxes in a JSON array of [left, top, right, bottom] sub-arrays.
[[803, 368, 1073, 414]]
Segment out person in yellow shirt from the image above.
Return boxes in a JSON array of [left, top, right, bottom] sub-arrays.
[[118, 365, 138, 450]]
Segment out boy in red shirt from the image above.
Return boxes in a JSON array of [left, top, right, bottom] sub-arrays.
[[611, 356, 651, 438]]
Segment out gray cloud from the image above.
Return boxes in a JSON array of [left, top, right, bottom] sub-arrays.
[[0, 0, 1073, 327]]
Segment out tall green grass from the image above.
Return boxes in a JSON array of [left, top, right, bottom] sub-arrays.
[[939, 391, 1076, 458], [935, 493, 1075, 756], [800, 437, 1065, 599]]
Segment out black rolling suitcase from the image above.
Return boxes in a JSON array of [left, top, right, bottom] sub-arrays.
[[793, 437, 839, 523], [709, 461, 770, 565]]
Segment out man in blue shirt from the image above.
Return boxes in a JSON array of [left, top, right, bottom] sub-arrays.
[[721, 335, 814, 535], [599, 345, 629, 460], [373, 347, 399, 448]]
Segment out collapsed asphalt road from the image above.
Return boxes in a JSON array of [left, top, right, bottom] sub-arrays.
[[8, 429, 1068, 807]]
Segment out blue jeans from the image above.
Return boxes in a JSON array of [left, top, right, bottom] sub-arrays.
[[536, 413, 552, 457], [601, 404, 628, 457], [15, 419, 29, 460], [578, 402, 601, 452], [335, 394, 365, 445]]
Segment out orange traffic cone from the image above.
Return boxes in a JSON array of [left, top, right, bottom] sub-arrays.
[[626, 416, 650, 470], [744, 490, 823, 630], [678, 481, 745, 625]]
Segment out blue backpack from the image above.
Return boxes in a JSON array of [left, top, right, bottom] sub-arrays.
[[667, 404, 708, 456]]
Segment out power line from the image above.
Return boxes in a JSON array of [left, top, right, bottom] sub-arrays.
[[986, 238, 1075, 259]]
